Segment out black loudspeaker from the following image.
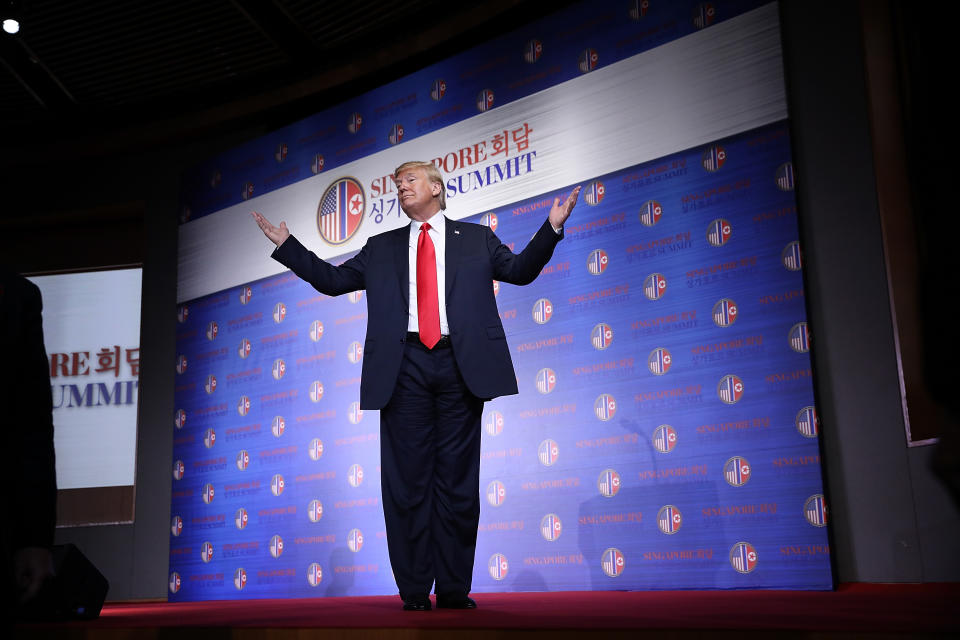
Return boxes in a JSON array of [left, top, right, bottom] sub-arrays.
[[17, 544, 109, 621]]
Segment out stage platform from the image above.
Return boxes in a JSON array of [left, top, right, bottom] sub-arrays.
[[14, 583, 959, 639]]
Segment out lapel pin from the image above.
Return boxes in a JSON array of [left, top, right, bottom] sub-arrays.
[[454, 229, 460, 235]]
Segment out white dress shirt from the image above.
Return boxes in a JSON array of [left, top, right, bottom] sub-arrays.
[[408, 211, 449, 334]]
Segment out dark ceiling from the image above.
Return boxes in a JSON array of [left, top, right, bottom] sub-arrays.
[[0, 0, 558, 160]]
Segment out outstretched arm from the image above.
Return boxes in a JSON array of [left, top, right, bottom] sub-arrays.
[[251, 211, 291, 247]]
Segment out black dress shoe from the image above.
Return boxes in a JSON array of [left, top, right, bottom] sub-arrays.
[[435, 594, 477, 609], [402, 596, 431, 611]]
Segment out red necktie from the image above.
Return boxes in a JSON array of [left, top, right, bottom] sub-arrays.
[[417, 223, 441, 349]]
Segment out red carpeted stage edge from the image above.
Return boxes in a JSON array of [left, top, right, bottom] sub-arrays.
[[14, 583, 959, 639]]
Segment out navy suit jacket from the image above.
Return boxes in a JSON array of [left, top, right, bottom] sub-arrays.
[[272, 217, 563, 409]]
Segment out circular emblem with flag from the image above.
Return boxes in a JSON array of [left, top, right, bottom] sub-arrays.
[[239, 286, 252, 305], [486, 480, 506, 506], [538, 439, 559, 466], [175, 409, 186, 430], [272, 415, 286, 438], [643, 273, 667, 300], [707, 218, 732, 247], [173, 460, 184, 481], [724, 456, 751, 487], [597, 468, 621, 497], [176, 355, 187, 375], [629, 0, 650, 20], [272, 358, 286, 380], [309, 438, 324, 461], [317, 177, 365, 246], [485, 410, 504, 436], [307, 563, 323, 587], [431, 78, 446, 101], [273, 302, 286, 324], [639, 200, 663, 226], [776, 162, 795, 191], [601, 548, 625, 577], [235, 508, 248, 530], [389, 123, 404, 145], [535, 367, 556, 394], [348, 401, 363, 424], [652, 424, 678, 453], [347, 341, 363, 364], [657, 505, 682, 535], [348, 528, 363, 552], [480, 212, 498, 231], [238, 338, 252, 359], [476, 89, 494, 112], [591, 322, 613, 350], [578, 48, 598, 73], [271, 474, 285, 496], [594, 393, 616, 421], [693, 2, 716, 29], [488, 553, 508, 580], [348, 464, 364, 487], [275, 143, 287, 163], [270, 535, 284, 558], [171, 515, 183, 537], [203, 428, 216, 448], [309, 320, 324, 342], [234, 568, 247, 590], [348, 290, 364, 303], [717, 374, 744, 404], [177, 305, 189, 323], [237, 395, 251, 416], [532, 298, 553, 324], [205, 321, 218, 340], [804, 494, 828, 527], [730, 542, 757, 573], [310, 381, 324, 403], [540, 513, 562, 541], [524, 39, 542, 63], [796, 406, 819, 438], [308, 499, 323, 523], [241, 182, 254, 200], [201, 541, 214, 563], [712, 298, 738, 327], [169, 572, 181, 594], [584, 181, 605, 206], [311, 154, 325, 175], [782, 241, 802, 271], [347, 112, 362, 133], [648, 347, 672, 375], [789, 322, 811, 353], [202, 483, 215, 504], [205, 374, 217, 394], [587, 248, 608, 275], [701, 144, 726, 172], [236, 449, 250, 471]]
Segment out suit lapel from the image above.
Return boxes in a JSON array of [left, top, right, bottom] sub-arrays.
[[445, 216, 461, 300]]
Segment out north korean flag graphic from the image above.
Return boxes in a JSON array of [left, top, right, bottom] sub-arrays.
[[724, 456, 751, 486], [524, 39, 542, 63], [644, 273, 666, 300], [693, 2, 716, 30], [796, 406, 819, 438], [707, 218, 732, 246], [536, 368, 556, 394], [176, 354, 187, 374], [389, 123, 404, 145], [657, 505, 682, 534], [718, 374, 743, 404], [587, 249, 608, 275], [310, 320, 324, 342], [598, 469, 620, 497], [602, 548, 624, 577], [541, 514, 562, 541], [271, 474, 285, 496], [171, 515, 183, 537], [348, 464, 364, 487], [169, 572, 181, 594], [309, 499, 324, 522], [578, 48, 598, 73], [272, 415, 285, 437], [348, 341, 363, 364], [639, 200, 662, 226], [318, 177, 365, 245], [538, 439, 559, 466], [237, 395, 250, 416], [591, 323, 613, 350], [485, 410, 503, 436], [310, 380, 324, 402], [201, 541, 214, 563], [311, 154, 324, 175], [584, 181, 605, 206], [594, 394, 616, 421], [272, 358, 286, 379], [648, 348, 672, 375], [730, 542, 758, 573], [239, 286, 252, 305], [241, 181, 254, 200], [308, 563, 323, 587], [487, 480, 506, 506], [480, 212, 498, 231], [347, 112, 363, 133], [789, 322, 811, 353], [236, 449, 249, 470], [804, 494, 828, 527], [202, 483, 214, 504], [270, 535, 284, 558], [273, 302, 286, 323], [173, 460, 184, 480], [431, 79, 446, 101], [488, 553, 508, 580], [174, 409, 186, 429], [234, 568, 247, 590], [203, 426, 216, 448], [235, 508, 248, 530], [348, 528, 363, 552], [532, 298, 553, 324], [238, 338, 252, 358], [702, 144, 726, 171], [476, 89, 495, 112], [629, 0, 650, 20], [712, 299, 737, 327], [653, 424, 677, 453], [309, 438, 324, 460]]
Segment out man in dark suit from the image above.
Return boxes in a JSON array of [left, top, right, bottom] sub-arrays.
[[252, 161, 579, 610], [0, 269, 57, 622]]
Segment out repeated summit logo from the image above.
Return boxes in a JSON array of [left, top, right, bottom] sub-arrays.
[[317, 177, 365, 245]]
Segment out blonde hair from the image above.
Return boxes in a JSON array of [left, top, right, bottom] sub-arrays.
[[394, 160, 446, 210]]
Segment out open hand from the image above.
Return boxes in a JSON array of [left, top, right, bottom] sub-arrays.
[[547, 185, 581, 230], [251, 211, 290, 247]]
